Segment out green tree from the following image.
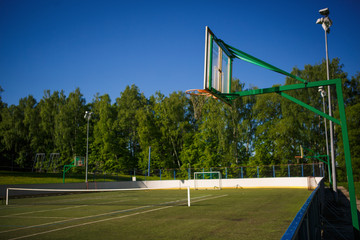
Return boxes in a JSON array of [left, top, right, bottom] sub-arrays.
[[227, 79, 256, 165], [0, 86, 9, 167], [22, 95, 42, 157], [114, 85, 147, 170], [0, 86, 5, 115], [152, 91, 192, 170], [136, 95, 162, 171], [38, 90, 64, 154], [251, 89, 282, 166], [90, 94, 118, 172], [54, 88, 86, 165], [0, 96, 40, 168], [0, 105, 19, 168], [185, 97, 229, 169]]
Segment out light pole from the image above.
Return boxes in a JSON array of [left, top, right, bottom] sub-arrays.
[[84, 111, 93, 183], [316, 8, 337, 195], [319, 87, 330, 182], [148, 146, 151, 177]]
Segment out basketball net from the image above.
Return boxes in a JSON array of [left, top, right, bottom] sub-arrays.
[[185, 89, 217, 120]]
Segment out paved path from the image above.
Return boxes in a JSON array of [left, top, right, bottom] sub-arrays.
[[338, 186, 360, 211]]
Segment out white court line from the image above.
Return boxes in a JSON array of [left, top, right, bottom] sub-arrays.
[[1, 205, 86, 217], [191, 194, 228, 204], [8, 206, 173, 240], [11, 195, 127, 205], [0, 195, 210, 234], [8, 194, 228, 240], [93, 198, 137, 205], [0, 205, 147, 234], [1, 216, 71, 219], [2, 198, 136, 218]]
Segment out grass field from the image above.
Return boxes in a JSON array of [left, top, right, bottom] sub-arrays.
[[0, 188, 311, 240]]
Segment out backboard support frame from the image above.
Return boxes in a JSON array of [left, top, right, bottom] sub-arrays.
[[195, 26, 359, 231], [206, 77, 360, 232]]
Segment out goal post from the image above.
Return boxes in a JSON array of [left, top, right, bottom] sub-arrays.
[[194, 171, 222, 190]]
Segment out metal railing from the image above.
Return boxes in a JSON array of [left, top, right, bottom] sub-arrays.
[[135, 163, 326, 180], [281, 178, 324, 240]]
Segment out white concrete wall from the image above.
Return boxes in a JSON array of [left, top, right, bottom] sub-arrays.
[[1, 177, 323, 198], [142, 177, 323, 190]]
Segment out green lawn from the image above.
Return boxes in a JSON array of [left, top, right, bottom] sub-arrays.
[[0, 188, 311, 240]]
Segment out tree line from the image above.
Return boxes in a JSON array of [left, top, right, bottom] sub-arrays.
[[0, 58, 359, 181]]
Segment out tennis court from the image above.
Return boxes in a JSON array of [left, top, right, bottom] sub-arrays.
[[0, 188, 311, 240]]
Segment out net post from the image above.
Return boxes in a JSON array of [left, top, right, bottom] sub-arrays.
[[187, 186, 190, 207], [6, 188, 9, 205]]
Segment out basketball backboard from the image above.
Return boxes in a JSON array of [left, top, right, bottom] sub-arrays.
[[74, 156, 85, 167], [203, 26, 233, 95]]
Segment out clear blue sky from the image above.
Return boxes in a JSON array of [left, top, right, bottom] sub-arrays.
[[1, 0, 359, 106]]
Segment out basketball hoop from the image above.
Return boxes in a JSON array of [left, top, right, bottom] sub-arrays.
[[186, 89, 217, 120], [185, 89, 218, 99]]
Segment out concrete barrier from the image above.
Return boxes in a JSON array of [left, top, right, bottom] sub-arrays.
[[142, 177, 323, 189]]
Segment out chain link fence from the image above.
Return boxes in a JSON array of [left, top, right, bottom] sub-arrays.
[[132, 162, 326, 180]]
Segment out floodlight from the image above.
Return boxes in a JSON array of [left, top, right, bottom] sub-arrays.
[[319, 8, 329, 16], [84, 111, 93, 120], [316, 18, 323, 24], [316, 16, 332, 33], [318, 86, 326, 98]]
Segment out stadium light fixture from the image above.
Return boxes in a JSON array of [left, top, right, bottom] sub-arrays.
[[319, 8, 329, 16]]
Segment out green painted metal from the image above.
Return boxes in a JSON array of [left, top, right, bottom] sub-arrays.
[[62, 159, 76, 184], [278, 92, 341, 125], [208, 34, 213, 91], [202, 34, 358, 229], [227, 79, 336, 97], [303, 155, 329, 167], [302, 146, 332, 185], [335, 80, 359, 231], [216, 78, 358, 231], [223, 43, 308, 84], [207, 33, 233, 94], [228, 58, 232, 93]]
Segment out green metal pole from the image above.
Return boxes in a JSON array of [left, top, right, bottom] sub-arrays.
[[336, 80, 360, 231], [208, 35, 213, 90], [278, 92, 340, 125], [63, 161, 75, 184], [228, 58, 232, 93], [63, 165, 66, 184]]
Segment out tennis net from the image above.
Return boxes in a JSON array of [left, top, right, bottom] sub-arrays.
[[5, 186, 191, 207]]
